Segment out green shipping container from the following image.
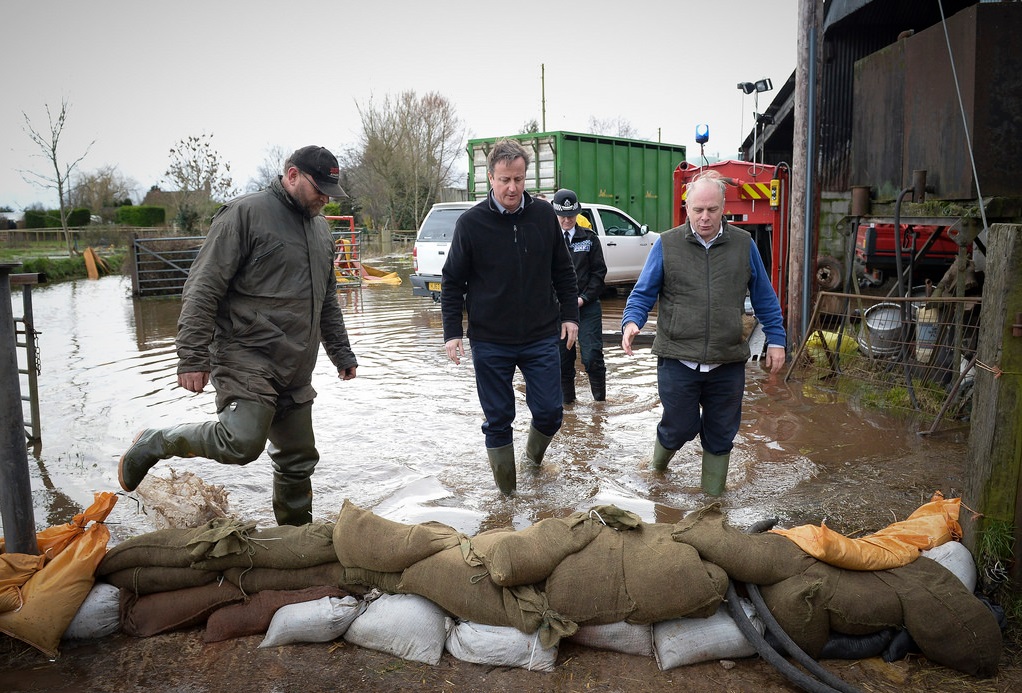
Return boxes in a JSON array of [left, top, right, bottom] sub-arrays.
[[467, 131, 687, 233]]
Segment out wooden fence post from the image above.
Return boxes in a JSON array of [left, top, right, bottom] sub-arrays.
[[963, 223, 1022, 581]]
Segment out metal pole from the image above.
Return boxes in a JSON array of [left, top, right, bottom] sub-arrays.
[[0, 263, 39, 554]]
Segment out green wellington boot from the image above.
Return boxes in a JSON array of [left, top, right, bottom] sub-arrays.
[[650, 439, 677, 472], [268, 405, 319, 526], [118, 400, 275, 492], [701, 451, 732, 497], [524, 426, 554, 466], [487, 444, 517, 495]]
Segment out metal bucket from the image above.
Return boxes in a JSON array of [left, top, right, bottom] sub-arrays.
[[857, 302, 904, 356]]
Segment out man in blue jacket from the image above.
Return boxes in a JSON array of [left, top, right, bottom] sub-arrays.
[[621, 172, 786, 496], [441, 139, 579, 495]]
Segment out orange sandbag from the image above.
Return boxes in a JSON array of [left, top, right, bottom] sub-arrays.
[[35, 491, 118, 560], [0, 492, 117, 657], [771, 493, 961, 571], [0, 554, 47, 613]]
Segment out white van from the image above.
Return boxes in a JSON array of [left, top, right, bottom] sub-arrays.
[[410, 200, 653, 301]]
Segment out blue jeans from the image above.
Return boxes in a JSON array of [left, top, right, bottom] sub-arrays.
[[561, 299, 605, 379], [471, 336, 563, 448], [656, 358, 744, 455]]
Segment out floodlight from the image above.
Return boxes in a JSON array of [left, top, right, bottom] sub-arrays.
[[754, 78, 774, 93], [737, 82, 756, 94], [695, 123, 710, 144]]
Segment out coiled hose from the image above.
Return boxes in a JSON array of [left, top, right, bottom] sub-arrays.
[[725, 581, 861, 693]]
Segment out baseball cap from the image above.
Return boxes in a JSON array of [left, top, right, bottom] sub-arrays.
[[291, 145, 347, 197], [551, 188, 581, 216]]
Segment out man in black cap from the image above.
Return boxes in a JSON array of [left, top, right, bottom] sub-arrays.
[[552, 188, 608, 403], [118, 145, 358, 526]]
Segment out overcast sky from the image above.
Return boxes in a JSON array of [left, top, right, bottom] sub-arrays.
[[2, 0, 798, 212]]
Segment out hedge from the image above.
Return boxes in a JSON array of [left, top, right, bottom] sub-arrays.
[[23, 208, 92, 228], [116, 205, 166, 226]]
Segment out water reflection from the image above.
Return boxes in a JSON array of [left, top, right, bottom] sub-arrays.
[[5, 259, 967, 546]]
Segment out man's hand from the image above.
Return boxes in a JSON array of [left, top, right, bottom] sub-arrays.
[[621, 322, 640, 356], [445, 338, 465, 365], [339, 366, 357, 381], [561, 322, 578, 350], [764, 346, 786, 375], [178, 371, 210, 393]]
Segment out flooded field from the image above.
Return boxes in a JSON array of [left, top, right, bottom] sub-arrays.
[[6, 259, 968, 546]]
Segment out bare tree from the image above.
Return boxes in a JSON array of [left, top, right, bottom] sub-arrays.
[[163, 133, 235, 232], [71, 165, 139, 222], [21, 99, 94, 256], [344, 91, 463, 230], [245, 144, 290, 192], [520, 118, 540, 134], [587, 116, 640, 139]]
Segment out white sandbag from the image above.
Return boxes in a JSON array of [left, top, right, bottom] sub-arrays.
[[923, 541, 977, 593], [343, 593, 451, 665], [653, 598, 762, 670], [445, 620, 557, 672], [62, 582, 121, 641], [259, 595, 365, 648], [568, 621, 653, 657]]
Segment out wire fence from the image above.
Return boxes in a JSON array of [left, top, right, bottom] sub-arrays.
[[786, 291, 981, 433]]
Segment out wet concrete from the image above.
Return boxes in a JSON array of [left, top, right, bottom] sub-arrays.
[[5, 259, 968, 545]]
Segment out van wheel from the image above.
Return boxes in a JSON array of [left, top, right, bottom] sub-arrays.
[[815, 255, 843, 291]]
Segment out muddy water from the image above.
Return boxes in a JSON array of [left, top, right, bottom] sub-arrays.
[[6, 260, 968, 545]]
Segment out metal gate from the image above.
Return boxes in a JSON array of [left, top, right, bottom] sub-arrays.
[[130, 234, 203, 297]]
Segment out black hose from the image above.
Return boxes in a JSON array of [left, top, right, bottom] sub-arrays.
[[745, 582, 863, 693], [725, 581, 845, 693]]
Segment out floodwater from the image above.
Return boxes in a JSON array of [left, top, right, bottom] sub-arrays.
[[5, 259, 968, 546]]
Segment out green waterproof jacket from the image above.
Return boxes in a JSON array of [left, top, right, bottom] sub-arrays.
[[177, 178, 357, 410]]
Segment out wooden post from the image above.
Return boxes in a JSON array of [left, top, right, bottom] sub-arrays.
[[963, 224, 1022, 581], [0, 263, 39, 554]]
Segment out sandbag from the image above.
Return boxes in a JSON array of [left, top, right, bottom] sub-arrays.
[[621, 524, 726, 623], [875, 556, 1001, 677], [0, 553, 46, 613], [98, 526, 210, 574], [104, 565, 220, 595], [446, 620, 558, 672], [397, 532, 556, 640], [224, 563, 347, 594], [545, 526, 632, 624], [770, 495, 962, 571], [343, 592, 451, 665], [259, 595, 366, 648], [480, 514, 603, 587], [34, 492, 118, 560], [332, 499, 462, 572], [0, 492, 115, 658], [568, 621, 653, 656], [671, 504, 815, 585], [190, 521, 337, 571], [204, 585, 348, 643], [120, 581, 245, 637], [62, 582, 121, 641], [922, 541, 977, 593], [653, 599, 762, 670], [757, 572, 831, 657]]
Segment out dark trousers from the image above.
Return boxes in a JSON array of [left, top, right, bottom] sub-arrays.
[[656, 358, 744, 455], [560, 299, 605, 379], [471, 336, 563, 448]]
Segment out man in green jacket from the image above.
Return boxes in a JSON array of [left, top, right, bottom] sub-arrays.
[[118, 145, 358, 525]]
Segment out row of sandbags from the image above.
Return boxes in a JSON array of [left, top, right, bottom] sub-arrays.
[[59, 576, 765, 672], [89, 497, 1003, 677]]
